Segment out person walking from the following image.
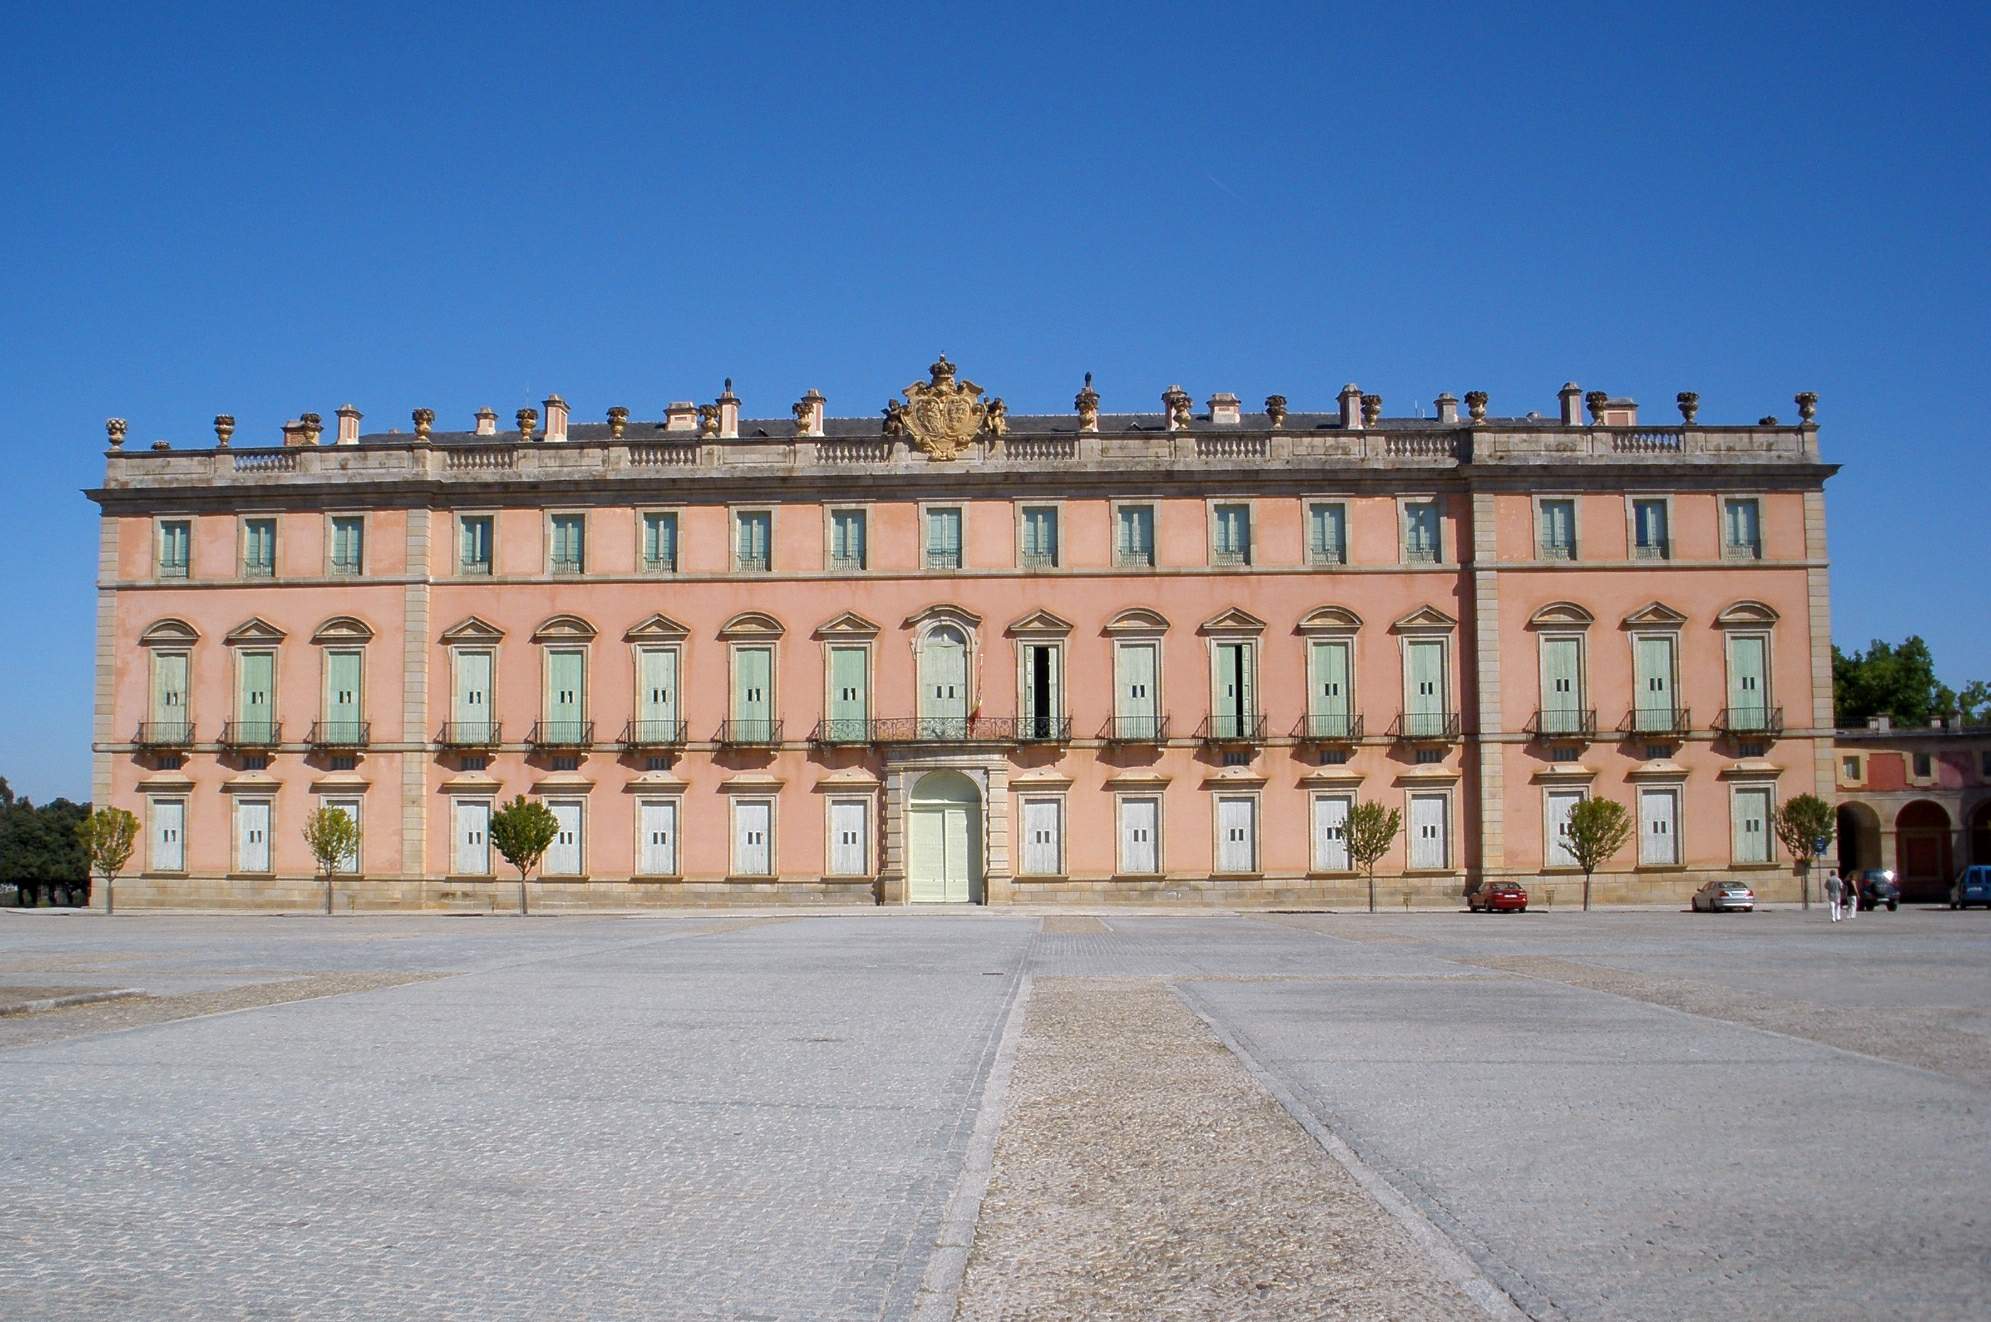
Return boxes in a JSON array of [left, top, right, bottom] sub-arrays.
[[1844, 872, 1860, 921], [1825, 869, 1844, 922]]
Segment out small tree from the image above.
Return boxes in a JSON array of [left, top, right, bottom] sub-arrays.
[[302, 807, 361, 916], [1345, 801, 1402, 914], [1774, 794, 1836, 910], [489, 796, 559, 916], [1565, 797, 1634, 911], [77, 807, 139, 917]]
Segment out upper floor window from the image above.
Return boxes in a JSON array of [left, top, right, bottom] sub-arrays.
[[1211, 503, 1251, 566], [642, 512, 679, 574], [925, 507, 963, 570], [1723, 498, 1762, 559], [829, 509, 866, 572], [459, 515, 494, 576], [1307, 502, 1347, 566], [1913, 751, 1934, 779], [1402, 501, 1440, 564], [550, 513, 586, 575], [157, 520, 191, 578], [1116, 505, 1155, 567], [735, 510, 772, 573], [1538, 499, 1576, 560], [1632, 500, 1670, 560], [329, 516, 364, 576], [1019, 506, 1059, 569], [242, 519, 276, 578], [1841, 755, 1861, 782]]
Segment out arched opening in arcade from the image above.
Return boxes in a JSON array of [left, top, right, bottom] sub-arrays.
[[1836, 801, 1882, 875], [1970, 801, 1991, 868], [1894, 800, 1953, 902]]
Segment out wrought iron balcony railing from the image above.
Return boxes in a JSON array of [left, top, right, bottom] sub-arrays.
[[528, 720, 594, 748], [1100, 715, 1169, 743], [1714, 706, 1784, 735], [1632, 541, 1670, 560], [924, 549, 963, 570], [620, 719, 688, 748], [1210, 547, 1250, 567], [810, 718, 877, 746], [439, 721, 502, 747], [459, 559, 494, 576], [1197, 713, 1267, 744], [135, 721, 195, 747], [1527, 708, 1598, 740], [1617, 706, 1691, 736], [1390, 711, 1462, 741], [221, 720, 282, 748], [1018, 551, 1057, 570], [1538, 541, 1577, 561], [826, 553, 865, 573], [1113, 549, 1155, 568], [1292, 713, 1364, 742], [863, 716, 1033, 744], [306, 721, 370, 748], [1014, 715, 1072, 743], [735, 555, 770, 574], [717, 719, 783, 746]]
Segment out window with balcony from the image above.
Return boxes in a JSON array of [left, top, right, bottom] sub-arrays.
[[1538, 499, 1577, 561], [1211, 503, 1251, 566], [329, 516, 364, 576], [1402, 500, 1440, 564], [828, 509, 866, 572], [157, 520, 191, 579], [1724, 633, 1772, 733], [550, 514, 586, 575], [1632, 499, 1670, 560], [642, 512, 679, 573], [1723, 497, 1763, 559], [734, 510, 772, 573], [459, 515, 494, 576], [1307, 502, 1347, 566], [1115, 504, 1155, 567], [1019, 506, 1059, 569], [242, 518, 276, 578], [925, 507, 963, 570]]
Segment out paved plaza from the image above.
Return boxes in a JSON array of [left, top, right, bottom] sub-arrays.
[[3, 908, 1988, 1320]]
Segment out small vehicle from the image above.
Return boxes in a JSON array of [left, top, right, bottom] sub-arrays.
[[1469, 881, 1528, 912], [1951, 866, 1991, 910], [1854, 869, 1900, 912], [1691, 880, 1756, 912]]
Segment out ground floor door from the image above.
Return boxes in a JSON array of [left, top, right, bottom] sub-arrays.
[[545, 801, 582, 877], [907, 771, 981, 903], [637, 799, 677, 876]]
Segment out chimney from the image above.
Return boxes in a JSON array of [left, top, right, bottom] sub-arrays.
[[335, 404, 362, 446], [282, 418, 310, 447], [543, 394, 569, 443], [1434, 393, 1458, 424], [1338, 383, 1363, 430], [1559, 382, 1583, 426], [1868, 714, 1891, 732], [1207, 392, 1241, 426], [665, 401, 698, 432], [717, 379, 740, 439], [1601, 397, 1639, 425], [475, 407, 497, 437], [798, 388, 826, 437]]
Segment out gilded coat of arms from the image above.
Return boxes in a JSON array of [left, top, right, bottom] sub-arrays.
[[898, 355, 990, 461]]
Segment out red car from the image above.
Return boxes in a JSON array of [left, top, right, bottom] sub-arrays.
[[1469, 881, 1529, 912]]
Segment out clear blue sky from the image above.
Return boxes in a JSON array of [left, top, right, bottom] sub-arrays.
[[2, 2, 1986, 803]]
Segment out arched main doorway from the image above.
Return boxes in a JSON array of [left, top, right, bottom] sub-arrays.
[[1895, 800, 1952, 902], [907, 770, 982, 903], [1970, 801, 1991, 867], [1837, 802, 1882, 874]]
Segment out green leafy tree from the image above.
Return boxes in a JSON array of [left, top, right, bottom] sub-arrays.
[[1774, 794, 1836, 908], [2, 789, 90, 904], [77, 807, 139, 916], [1345, 800, 1402, 914], [1834, 637, 1943, 727], [489, 796, 559, 916], [301, 807, 361, 916], [1566, 797, 1634, 911]]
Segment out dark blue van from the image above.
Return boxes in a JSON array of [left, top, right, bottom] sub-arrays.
[[1952, 866, 1991, 909]]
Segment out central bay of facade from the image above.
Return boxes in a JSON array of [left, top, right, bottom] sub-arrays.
[[90, 366, 1834, 908]]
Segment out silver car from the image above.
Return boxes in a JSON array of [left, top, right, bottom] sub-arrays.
[[1691, 880, 1756, 912]]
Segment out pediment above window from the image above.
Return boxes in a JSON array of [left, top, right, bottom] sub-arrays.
[[813, 611, 880, 639], [1527, 601, 1595, 630], [311, 616, 375, 645], [1198, 607, 1267, 636], [532, 614, 598, 643], [1715, 600, 1780, 628], [1103, 607, 1170, 635], [1297, 605, 1364, 634], [440, 615, 505, 643], [1390, 605, 1457, 633], [1621, 601, 1687, 630], [718, 611, 785, 639], [1006, 608, 1073, 637], [624, 612, 690, 642], [139, 618, 200, 647], [903, 603, 982, 632], [224, 616, 287, 645]]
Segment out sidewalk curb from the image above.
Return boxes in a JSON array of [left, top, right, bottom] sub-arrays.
[[0, 988, 146, 1017]]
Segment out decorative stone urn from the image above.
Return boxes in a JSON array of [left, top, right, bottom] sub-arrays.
[[516, 407, 538, 443], [106, 418, 127, 448], [606, 406, 629, 438], [1676, 391, 1699, 423], [214, 415, 235, 447], [697, 404, 720, 439], [413, 408, 436, 438], [1585, 390, 1608, 423], [1360, 394, 1382, 427], [1264, 394, 1287, 427], [1075, 373, 1101, 431], [1795, 392, 1818, 423], [1464, 391, 1488, 423], [301, 412, 323, 443]]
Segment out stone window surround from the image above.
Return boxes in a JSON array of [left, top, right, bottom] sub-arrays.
[[153, 516, 193, 580], [822, 794, 875, 877], [1308, 789, 1356, 875], [905, 604, 982, 715], [1007, 610, 1072, 726], [915, 500, 966, 571], [1715, 602, 1779, 720], [454, 510, 497, 576], [1299, 606, 1363, 724], [545, 508, 588, 576], [323, 510, 367, 577], [822, 502, 871, 572], [1719, 491, 1767, 558], [1541, 783, 1591, 871], [631, 794, 683, 880], [1113, 790, 1165, 877], [1838, 750, 1867, 788], [1200, 608, 1266, 726], [1107, 499, 1159, 568], [1203, 496, 1254, 567], [1527, 602, 1594, 724], [721, 613, 784, 732], [1531, 493, 1580, 562], [449, 796, 495, 880], [1392, 606, 1457, 724], [1015, 791, 1067, 877], [1728, 780, 1778, 866], [729, 504, 775, 574], [231, 794, 275, 877], [1208, 789, 1262, 876], [537, 795, 587, 878], [1623, 493, 1675, 560], [1300, 494, 1351, 567], [1395, 494, 1444, 566], [312, 617, 374, 726], [236, 513, 278, 579], [1404, 786, 1456, 873], [1638, 783, 1685, 868], [728, 795, 777, 878], [1012, 498, 1065, 570], [145, 794, 188, 876], [634, 506, 684, 573]]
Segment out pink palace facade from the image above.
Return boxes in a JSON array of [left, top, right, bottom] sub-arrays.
[[87, 363, 1839, 909]]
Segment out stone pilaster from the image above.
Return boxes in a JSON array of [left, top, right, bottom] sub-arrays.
[[92, 515, 119, 910], [1469, 492, 1504, 878], [985, 763, 1012, 903], [401, 510, 431, 887], [1804, 489, 1836, 801]]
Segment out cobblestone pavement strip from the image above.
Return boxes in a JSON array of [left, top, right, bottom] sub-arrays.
[[951, 977, 1488, 1321]]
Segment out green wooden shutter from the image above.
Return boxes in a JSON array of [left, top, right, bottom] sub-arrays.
[[1728, 636, 1767, 730], [1117, 643, 1157, 736], [1407, 640, 1444, 736], [151, 652, 189, 727], [638, 648, 677, 735], [734, 647, 772, 726], [1635, 636, 1674, 730], [454, 651, 491, 728], [1540, 637, 1582, 734], [238, 651, 274, 736], [548, 650, 585, 734], [1310, 639, 1350, 737], [326, 651, 362, 733], [829, 646, 867, 739]]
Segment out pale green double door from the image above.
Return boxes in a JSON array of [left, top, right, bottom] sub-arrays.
[[906, 770, 981, 903]]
